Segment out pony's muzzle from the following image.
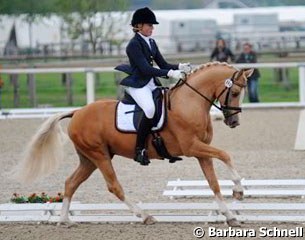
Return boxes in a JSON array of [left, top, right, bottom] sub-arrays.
[[224, 115, 240, 128]]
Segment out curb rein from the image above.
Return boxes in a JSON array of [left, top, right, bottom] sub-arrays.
[[168, 70, 246, 119]]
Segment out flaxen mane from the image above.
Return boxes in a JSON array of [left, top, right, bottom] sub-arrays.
[[188, 61, 238, 76]]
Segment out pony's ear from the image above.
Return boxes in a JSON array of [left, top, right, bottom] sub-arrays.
[[244, 68, 254, 78]]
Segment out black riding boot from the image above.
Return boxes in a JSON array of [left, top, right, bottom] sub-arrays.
[[134, 115, 152, 166]]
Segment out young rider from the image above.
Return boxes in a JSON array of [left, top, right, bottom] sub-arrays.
[[116, 7, 191, 165]]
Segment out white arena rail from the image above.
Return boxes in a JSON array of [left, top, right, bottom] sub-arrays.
[[0, 62, 305, 120], [1, 201, 305, 223], [0, 106, 222, 120], [1, 61, 305, 151], [163, 178, 305, 198], [0, 107, 79, 119], [0, 62, 305, 108]]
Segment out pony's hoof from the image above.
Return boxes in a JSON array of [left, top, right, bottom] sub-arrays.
[[227, 218, 241, 227], [143, 215, 157, 225], [233, 190, 244, 201]]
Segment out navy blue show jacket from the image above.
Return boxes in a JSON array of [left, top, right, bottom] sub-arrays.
[[115, 33, 179, 88]]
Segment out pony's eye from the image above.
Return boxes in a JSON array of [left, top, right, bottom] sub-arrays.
[[232, 92, 239, 97]]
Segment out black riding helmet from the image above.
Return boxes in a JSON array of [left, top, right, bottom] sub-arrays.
[[131, 7, 159, 26]]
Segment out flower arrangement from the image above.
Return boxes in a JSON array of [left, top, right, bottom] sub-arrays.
[[10, 192, 63, 204]]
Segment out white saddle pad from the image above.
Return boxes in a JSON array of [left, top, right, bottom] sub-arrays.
[[116, 102, 165, 132]]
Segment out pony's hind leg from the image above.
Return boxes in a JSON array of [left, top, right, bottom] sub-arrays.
[[90, 151, 156, 225], [59, 152, 97, 224], [197, 157, 240, 227]]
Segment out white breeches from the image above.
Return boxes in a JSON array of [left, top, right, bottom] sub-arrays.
[[126, 79, 157, 119]]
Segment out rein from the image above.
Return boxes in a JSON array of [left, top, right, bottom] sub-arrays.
[[168, 70, 245, 118]]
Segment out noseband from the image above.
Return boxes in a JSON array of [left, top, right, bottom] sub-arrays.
[[169, 70, 246, 119]]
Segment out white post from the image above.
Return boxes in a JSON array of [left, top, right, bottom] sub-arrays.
[[86, 71, 95, 104], [299, 65, 305, 105], [294, 110, 305, 150]]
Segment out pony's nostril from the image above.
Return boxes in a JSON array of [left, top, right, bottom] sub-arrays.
[[230, 120, 240, 128]]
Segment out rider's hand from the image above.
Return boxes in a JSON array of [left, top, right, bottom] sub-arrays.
[[167, 69, 186, 80], [178, 62, 192, 74]]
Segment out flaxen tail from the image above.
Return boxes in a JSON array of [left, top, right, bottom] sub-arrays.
[[13, 111, 74, 184]]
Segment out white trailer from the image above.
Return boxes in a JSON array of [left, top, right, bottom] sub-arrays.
[[234, 13, 279, 33]]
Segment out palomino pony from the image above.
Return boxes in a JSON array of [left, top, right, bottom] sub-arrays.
[[16, 62, 253, 227]]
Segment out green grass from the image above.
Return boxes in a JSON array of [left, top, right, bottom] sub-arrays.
[[0, 72, 119, 108], [0, 68, 300, 108], [252, 68, 299, 103]]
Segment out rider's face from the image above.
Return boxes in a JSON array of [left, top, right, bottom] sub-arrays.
[[139, 23, 154, 37]]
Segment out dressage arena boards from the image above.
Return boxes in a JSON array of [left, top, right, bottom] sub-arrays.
[[0, 109, 305, 240], [1, 178, 305, 223]]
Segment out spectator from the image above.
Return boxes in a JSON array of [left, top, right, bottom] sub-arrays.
[[236, 42, 260, 103], [210, 39, 235, 63]]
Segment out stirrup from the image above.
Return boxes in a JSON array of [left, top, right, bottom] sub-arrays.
[[134, 148, 150, 166]]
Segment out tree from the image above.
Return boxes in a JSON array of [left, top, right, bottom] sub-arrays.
[[0, 0, 58, 51], [0, 0, 130, 54], [0, 0, 57, 14], [55, 0, 130, 54]]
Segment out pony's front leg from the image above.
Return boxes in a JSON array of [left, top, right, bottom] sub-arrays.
[[190, 140, 244, 201], [227, 164, 244, 201], [197, 157, 240, 227]]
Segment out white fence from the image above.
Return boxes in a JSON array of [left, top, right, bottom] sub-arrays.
[[0, 62, 304, 118], [0, 107, 79, 119], [236, 62, 305, 105], [0, 66, 114, 105]]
